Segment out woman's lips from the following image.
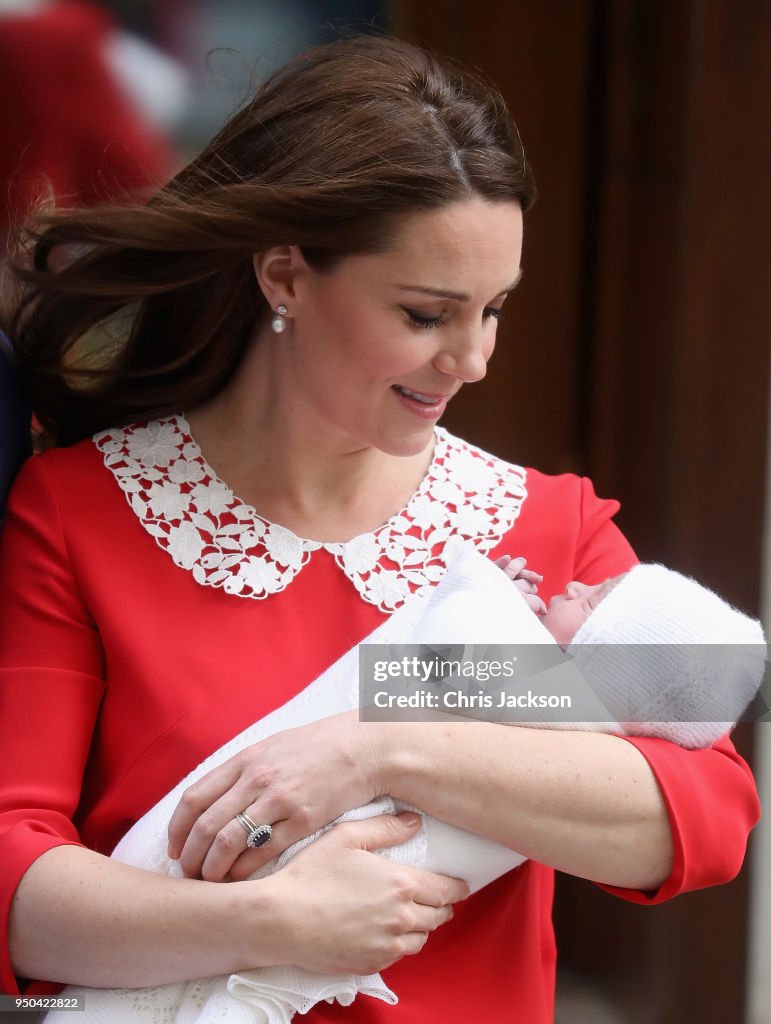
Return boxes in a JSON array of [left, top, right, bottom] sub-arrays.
[[392, 384, 449, 418]]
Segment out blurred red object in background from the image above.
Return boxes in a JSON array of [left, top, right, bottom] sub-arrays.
[[0, 0, 175, 242]]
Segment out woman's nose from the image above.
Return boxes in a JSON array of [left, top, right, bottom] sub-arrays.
[[432, 328, 492, 383]]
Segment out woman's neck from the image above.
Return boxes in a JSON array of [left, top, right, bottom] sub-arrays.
[[184, 339, 435, 543]]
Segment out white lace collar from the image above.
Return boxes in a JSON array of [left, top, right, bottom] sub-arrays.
[[94, 415, 528, 612]]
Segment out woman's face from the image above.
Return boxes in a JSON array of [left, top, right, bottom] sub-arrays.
[[276, 197, 524, 456]]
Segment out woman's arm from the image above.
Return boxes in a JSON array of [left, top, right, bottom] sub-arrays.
[[372, 719, 673, 890], [9, 814, 464, 987], [166, 707, 671, 891], [167, 697, 760, 899], [10, 846, 263, 987]]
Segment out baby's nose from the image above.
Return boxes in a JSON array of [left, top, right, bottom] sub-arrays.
[[565, 580, 590, 599]]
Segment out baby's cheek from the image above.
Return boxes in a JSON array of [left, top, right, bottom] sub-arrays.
[[543, 604, 587, 648]]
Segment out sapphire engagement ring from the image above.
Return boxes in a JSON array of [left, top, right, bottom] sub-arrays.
[[235, 811, 273, 849]]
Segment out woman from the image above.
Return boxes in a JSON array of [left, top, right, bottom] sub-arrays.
[[0, 35, 759, 1022]]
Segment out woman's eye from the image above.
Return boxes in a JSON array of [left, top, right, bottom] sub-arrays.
[[403, 306, 504, 329], [405, 309, 445, 330]]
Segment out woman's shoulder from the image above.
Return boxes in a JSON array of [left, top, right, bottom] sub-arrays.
[[442, 428, 615, 511], [444, 431, 634, 581], [15, 433, 105, 489], [7, 424, 137, 523], [523, 465, 620, 516]]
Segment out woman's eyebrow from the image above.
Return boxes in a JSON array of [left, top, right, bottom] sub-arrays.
[[395, 270, 523, 303]]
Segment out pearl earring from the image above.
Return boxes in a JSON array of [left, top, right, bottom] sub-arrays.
[[271, 304, 288, 334]]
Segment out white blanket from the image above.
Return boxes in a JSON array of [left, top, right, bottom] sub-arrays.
[[43, 550, 618, 1024]]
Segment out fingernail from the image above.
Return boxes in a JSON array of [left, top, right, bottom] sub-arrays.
[[403, 814, 421, 828]]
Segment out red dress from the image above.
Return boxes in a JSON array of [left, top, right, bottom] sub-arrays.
[[0, 418, 759, 1022]]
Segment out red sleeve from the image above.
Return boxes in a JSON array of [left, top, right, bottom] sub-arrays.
[[597, 733, 760, 903], [572, 477, 760, 902], [572, 477, 638, 584], [0, 456, 105, 995]]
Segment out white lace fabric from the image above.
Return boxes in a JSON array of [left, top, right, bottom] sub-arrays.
[[93, 415, 528, 612]]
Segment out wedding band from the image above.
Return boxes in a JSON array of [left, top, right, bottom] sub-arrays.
[[235, 811, 273, 849]]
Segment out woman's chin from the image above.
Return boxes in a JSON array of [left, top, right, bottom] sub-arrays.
[[375, 424, 439, 460]]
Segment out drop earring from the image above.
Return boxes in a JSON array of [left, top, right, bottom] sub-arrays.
[[271, 304, 288, 334]]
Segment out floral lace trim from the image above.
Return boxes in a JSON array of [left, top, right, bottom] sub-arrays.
[[94, 415, 528, 612]]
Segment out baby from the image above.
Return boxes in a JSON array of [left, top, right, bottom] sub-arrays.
[[495, 554, 766, 748], [496, 553, 620, 642]]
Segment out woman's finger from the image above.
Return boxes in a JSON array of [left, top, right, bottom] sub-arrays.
[[167, 761, 244, 859], [397, 932, 430, 958], [410, 902, 455, 933], [182, 776, 321, 880], [404, 864, 470, 908], [202, 815, 293, 882], [176, 783, 277, 878]]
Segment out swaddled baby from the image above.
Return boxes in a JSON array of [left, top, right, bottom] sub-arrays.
[[498, 555, 765, 747]]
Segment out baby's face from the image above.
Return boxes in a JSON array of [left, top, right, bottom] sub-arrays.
[[541, 576, 624, 648]]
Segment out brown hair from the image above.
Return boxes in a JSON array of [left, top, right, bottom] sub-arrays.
[[5, 34, 536, 446]]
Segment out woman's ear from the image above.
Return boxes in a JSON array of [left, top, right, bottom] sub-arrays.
[[251, 245, 310, 312]]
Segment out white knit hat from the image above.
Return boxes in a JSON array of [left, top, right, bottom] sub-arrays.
[[566, 564, 767, 748]]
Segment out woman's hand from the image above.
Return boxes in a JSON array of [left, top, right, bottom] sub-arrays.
[[167, 710, 385, 882], [251, 813, 469, 975]]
